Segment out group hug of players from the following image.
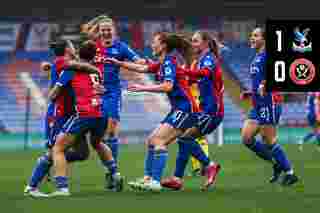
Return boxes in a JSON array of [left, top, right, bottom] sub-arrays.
[[24, 15, 301, 198]]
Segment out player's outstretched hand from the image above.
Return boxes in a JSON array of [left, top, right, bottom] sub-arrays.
[[104, 57, 121, 65], [40, 62, 52, 72], [127, 83, 145, 92], [93, 84, 106, 95], [94, 55, 105, 64]]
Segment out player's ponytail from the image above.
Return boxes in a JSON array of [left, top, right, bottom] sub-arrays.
[[195, 30, 220, 61], [155, 32, 193, 66], [177, 35, 193, 67]]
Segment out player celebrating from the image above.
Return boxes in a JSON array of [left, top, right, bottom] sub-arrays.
[[83, 16, 148, 190], [24, 40, 100, 197], [106, 32, 219, 192], [188, 58, 209, 177], [241, 27, 298, 186], [82, 17, 146, 190], [161, 31, 223, 190], [49, 40, 122, 197], [298, 92, 320, 151], [87, 17, 145, 166]]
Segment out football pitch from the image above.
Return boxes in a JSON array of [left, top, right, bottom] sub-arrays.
[[0, 143, 319, 213]]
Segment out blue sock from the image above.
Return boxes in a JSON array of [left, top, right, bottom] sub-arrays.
[[268, 144, 292, 172], [303, 132, 315, 143], [105, 138, 119, 163], [190, 139, 211, 167], [144, 144, 154, 177], [243, 138, 273, 162], [152, 149, 168, 182], [65, 151, 85, 162], [28, 154, 52, 188], [54, 176, 68, 189], [102, 159, 117, 176], [174, 138, 192, 178]]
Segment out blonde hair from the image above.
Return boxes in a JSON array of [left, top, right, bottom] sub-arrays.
[[99, 17, 113, 25]]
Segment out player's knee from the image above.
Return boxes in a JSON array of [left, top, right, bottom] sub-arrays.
[[54, 134, 71, 153], [154, 144, 167, 151], [56, 133, 67, 145], [52, 144, 63, 156], [242, 120, 258, 137], [241, 128, 251, 142], [150, 137, 167, 150], [107, 119, 119, 137], [241, 127, 256, 144], [241, 127, 248, 139], [92, 141, 102, 151], [93, 142, 108, 152], [94, 142, 113, 160], [263, 135, 277, 145], [145, 136, 153, 146], [53, 139, 64, 151], [242, 135, 254, 145]]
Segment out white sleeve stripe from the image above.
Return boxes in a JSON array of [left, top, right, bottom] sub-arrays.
[[59, 71, 64, 77]]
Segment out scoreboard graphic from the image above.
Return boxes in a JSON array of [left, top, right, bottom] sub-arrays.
[[266, 20, 320, 92]]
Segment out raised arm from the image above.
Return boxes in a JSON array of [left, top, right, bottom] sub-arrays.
[[48, 70, 75, 101], [182, 56, 216, 79], [48, 85, 63, 101], [86, 24, 100, 41], [182, 67, 212, 78], [105, 57, 150, 73], [128, 80, 173, 93], [81, 15, 109, 41], [65, 60, 100, 75], [128, 59, 175, 93]]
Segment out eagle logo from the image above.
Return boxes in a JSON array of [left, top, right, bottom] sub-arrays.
[[292, 27, 312, 53]]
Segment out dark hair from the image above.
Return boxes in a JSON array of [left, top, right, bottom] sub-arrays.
[[194, 30, 220, 60], [79, 40, 97, 61], [49, 39, 68, 56], [154, 31, 193, 66]]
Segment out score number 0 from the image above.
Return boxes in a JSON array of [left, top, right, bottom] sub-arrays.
[[274, 30, 285, 82]]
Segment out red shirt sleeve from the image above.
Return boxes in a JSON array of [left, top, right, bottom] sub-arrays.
[[181, 67, 211, 78], [147, 62, 160, 73]]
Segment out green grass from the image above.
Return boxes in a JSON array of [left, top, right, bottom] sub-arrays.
[[0, 127, 312, 150], [1, 144, 319, 213]]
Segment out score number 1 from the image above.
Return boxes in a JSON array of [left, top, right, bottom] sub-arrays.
[[275, 30, 282, 52], [274, 30, 285, 82]]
